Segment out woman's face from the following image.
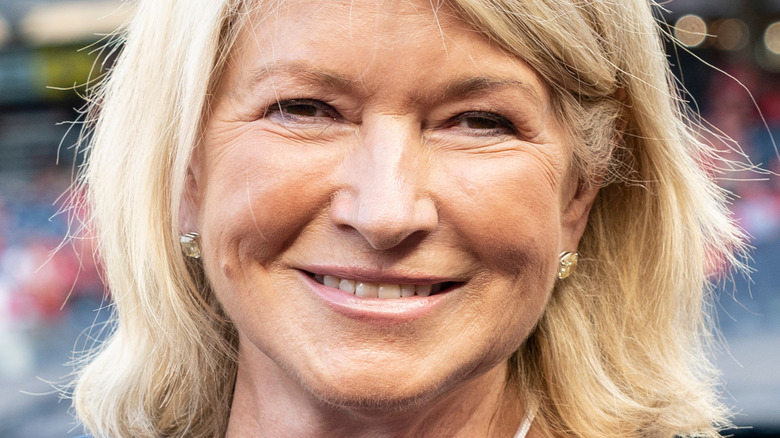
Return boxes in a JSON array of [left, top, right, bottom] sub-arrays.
[[186, 0, 597, 409]]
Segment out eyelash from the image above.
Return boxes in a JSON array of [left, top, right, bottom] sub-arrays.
[[263, 99, 340, 121], [445, 111, 516, 136], [262, 99, 516, 136]]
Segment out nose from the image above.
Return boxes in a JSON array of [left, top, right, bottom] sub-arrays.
[[329, 116, 438, 250]]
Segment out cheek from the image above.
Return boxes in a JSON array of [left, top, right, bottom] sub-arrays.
[[438, 155, 563, 277], [197, 134, 335, 267]]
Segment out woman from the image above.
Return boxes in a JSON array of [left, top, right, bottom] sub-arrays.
[[72, 0, 745, 436]]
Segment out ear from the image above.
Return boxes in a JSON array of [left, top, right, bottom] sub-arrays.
[[560, 176, 600, 252], [179, 148, 202, 234]]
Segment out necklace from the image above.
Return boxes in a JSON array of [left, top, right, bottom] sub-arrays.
[[512, 408, 536, 438]]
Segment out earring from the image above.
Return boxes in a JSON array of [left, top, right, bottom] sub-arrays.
[[180, 232, 201, 259], [557, 251, 579, 279]]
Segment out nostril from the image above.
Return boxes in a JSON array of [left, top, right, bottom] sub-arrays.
[[328, 168, 438, 250], [332, 205, 438, 251], [359, 226, 423, 251]]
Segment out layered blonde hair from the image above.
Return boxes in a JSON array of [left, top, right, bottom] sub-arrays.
[[73, 0, 746, 436]]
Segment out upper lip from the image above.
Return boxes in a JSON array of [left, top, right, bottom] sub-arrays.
[[298, 264, 463, 284]]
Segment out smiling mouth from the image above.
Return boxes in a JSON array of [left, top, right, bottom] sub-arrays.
[[306, 272, 459, 299]]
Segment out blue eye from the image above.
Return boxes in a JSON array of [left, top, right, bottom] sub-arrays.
[[449, 111, 515, 135], [264, 99, 339, 121]]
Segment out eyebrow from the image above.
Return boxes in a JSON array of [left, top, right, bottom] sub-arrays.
[[436, 76, 543, 107], [243, 62, 355, 93], [242, 61, 543, 106]]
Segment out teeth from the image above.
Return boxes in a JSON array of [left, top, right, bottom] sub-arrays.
[[416, 284, 432, 297], [324, 275, 340, 288], [355, 282, 379, 298], [318, 274, 444, 298], [378, 284, 401, 299], [339, 278, 356, 293]]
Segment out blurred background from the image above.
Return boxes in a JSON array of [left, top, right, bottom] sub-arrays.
[[0, 0, 777, 436]]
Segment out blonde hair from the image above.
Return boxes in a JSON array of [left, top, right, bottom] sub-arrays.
[[73, 0, 746, 437]]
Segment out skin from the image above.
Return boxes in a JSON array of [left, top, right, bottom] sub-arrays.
[[182, 0, 599, 436]]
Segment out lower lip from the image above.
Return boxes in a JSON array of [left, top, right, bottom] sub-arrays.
[[300, 271, 453, 322]]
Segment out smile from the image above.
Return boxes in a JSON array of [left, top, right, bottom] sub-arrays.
[[310, 273, 457, 299]]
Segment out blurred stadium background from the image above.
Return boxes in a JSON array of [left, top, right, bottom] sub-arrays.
[[0, 0, 778, 436]]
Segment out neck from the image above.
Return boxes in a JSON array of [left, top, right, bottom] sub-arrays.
[[225, 346, 525, 438]]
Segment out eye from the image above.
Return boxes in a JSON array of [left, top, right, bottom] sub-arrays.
[[264, 99, 340, 122], [447, 111, 516, 136]]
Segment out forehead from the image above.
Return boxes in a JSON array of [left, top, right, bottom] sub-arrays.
[[246, 0, 452, 38], [220, 0, 551, 105]]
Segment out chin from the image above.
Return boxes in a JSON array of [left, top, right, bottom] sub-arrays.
[[306, 376, 443, 413], [296, 355, 489, 414]]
